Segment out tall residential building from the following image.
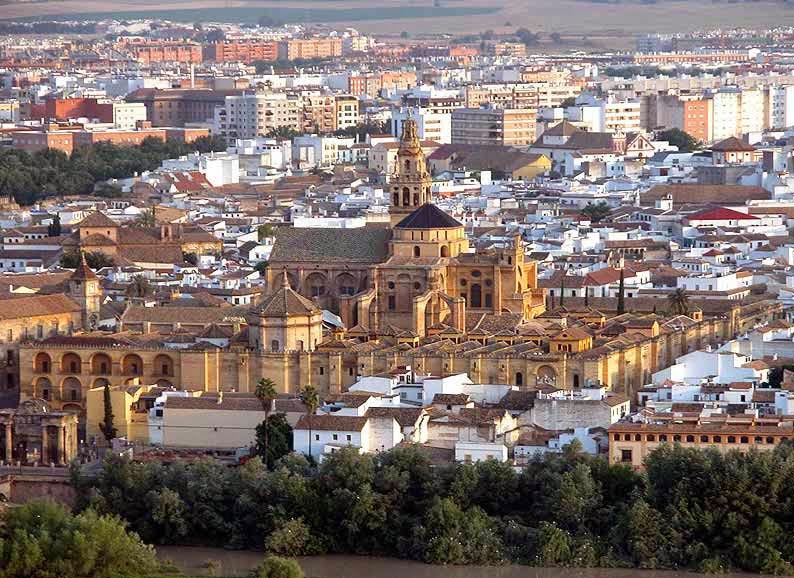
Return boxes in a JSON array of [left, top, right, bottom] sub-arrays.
[[392, 107, 452, 144], [767, 85, 794, 130], [202, 40, 279, 63], [682, 97, 713, 143], [740, 88, 764, 136], [215, 91, 301, 139], [711, 88, 742, 142], [277, 38, 342, 61], [334, 95, 359, 131], [451, 106, 536, 146]]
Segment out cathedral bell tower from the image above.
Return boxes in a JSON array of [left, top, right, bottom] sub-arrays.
[[390, 117, 432, 227]]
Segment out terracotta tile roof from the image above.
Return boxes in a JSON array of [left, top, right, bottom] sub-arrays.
[[686, 207, 759, 222], [250, 273, 318, 317], [432, 393, 471, 405], [165, 396, 263, 411], [0, 294, 81, 321], [78, 211, 118, 229], [295, 414, 368, 431], [121, 305, 250, 325], [643, 185, 769, 206], [270, 227, 390, 264], [366, 406, 425, 426], [711, 136, 756, 152]]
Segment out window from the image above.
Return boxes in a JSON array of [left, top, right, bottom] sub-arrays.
[[613, 433, 620, 441], [673, 435, 681, 442], [332, 434, 338, 441], [647, 434, 656, 442], [659, 434, 668, 442], [700, 435, 709, 443], [42, 389, 49, 400], [686, 435, 695, 443], [346, 434, 352, 441], [728, 436, 736, 443], [740, 436, 749, 444], [271, 340, 279, 352], [315, 434, 320, 441], [754, 436, 763, 444], [620, 449, 633, 463], [714, 435, 722, 443], [319, 367, 324, 375], [623, 433, 631, 441], [388, 295, 396, 310]]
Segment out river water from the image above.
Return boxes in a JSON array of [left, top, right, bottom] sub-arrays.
[[157, 546, 772, 578]]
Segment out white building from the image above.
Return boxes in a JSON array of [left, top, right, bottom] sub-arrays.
[[112, 101, 147, 130], [215, 91, 301, 139], [392, 107, 452, 144]]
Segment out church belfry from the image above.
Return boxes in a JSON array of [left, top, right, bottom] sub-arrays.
[[390, 117, 432, 227], [68, 252, 102, 331]]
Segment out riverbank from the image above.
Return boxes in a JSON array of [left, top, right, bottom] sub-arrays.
[[157, 546, 771, 578]]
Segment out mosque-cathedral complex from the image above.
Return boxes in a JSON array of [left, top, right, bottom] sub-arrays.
[[15, 120, 784, 423]]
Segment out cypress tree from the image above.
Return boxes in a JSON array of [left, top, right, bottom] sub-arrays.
[[616, 269, 625, 315], [99, 383, 117, 444]]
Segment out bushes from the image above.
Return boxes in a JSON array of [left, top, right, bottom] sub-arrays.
[[0, 500, 158, 578], [76, 442, 794, 573], [255, 556, 304, 578]]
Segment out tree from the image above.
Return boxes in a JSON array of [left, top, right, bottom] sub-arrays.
[[515, 27, 541, 46], [616, 269, 626, 315], [299, 385, 319, 458], [0, 500, 158, 578], [267, 126, 301, 139], [657, 128, 700, 153], [581, 201, 611, 223], [768, 365, 794, 388], [255, 378, 278, 468], [254, 261, 269, 275], [61, 250, 114, 269], [47, 214, 61, 237], [126, 275, 152, 300], [133, 208, 156, 228], [258, 223, 275, 241], [255, 556, 304, 578], [256, 413, 292, 467], [265, 517, 311, 556], [99, 383, 117, 444], [667, 288, 690, 316]]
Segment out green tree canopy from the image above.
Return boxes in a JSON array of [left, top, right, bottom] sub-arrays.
[[657, 128, 700, 152]]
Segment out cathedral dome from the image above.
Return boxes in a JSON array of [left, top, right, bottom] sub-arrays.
[[394, 203, 462, 230]]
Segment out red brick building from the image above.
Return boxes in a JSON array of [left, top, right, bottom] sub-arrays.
[[203, 40, 279, 63]]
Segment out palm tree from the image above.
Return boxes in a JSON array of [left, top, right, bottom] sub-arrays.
[[300, 385, 320, 459], [254, 378, 278, 468], [667, 288, 690, 316], [133, 208, 156, 228], [126, 275, 152, 300]]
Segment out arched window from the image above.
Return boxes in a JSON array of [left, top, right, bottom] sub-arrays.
[[405, 159, 410, 171], [402, 187, 410, 205], [515, 372, 523, 386], [440, 246, 449, 258], [393, 192, 399, 205], [573, 374, 580, 388], [413, 246, 421, 258]]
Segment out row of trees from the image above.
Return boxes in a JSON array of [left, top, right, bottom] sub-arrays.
[[0, 135, 225, 206], [73, 441, 794, 573]]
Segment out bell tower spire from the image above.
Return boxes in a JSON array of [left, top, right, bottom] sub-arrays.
[[390, 117, 432, 227]]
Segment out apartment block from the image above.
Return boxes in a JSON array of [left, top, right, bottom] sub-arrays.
[[202, 40, 279, 64], [451, 106, 536, 146], [215, 91, 302, 139], [278, 38, 342, 61]]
